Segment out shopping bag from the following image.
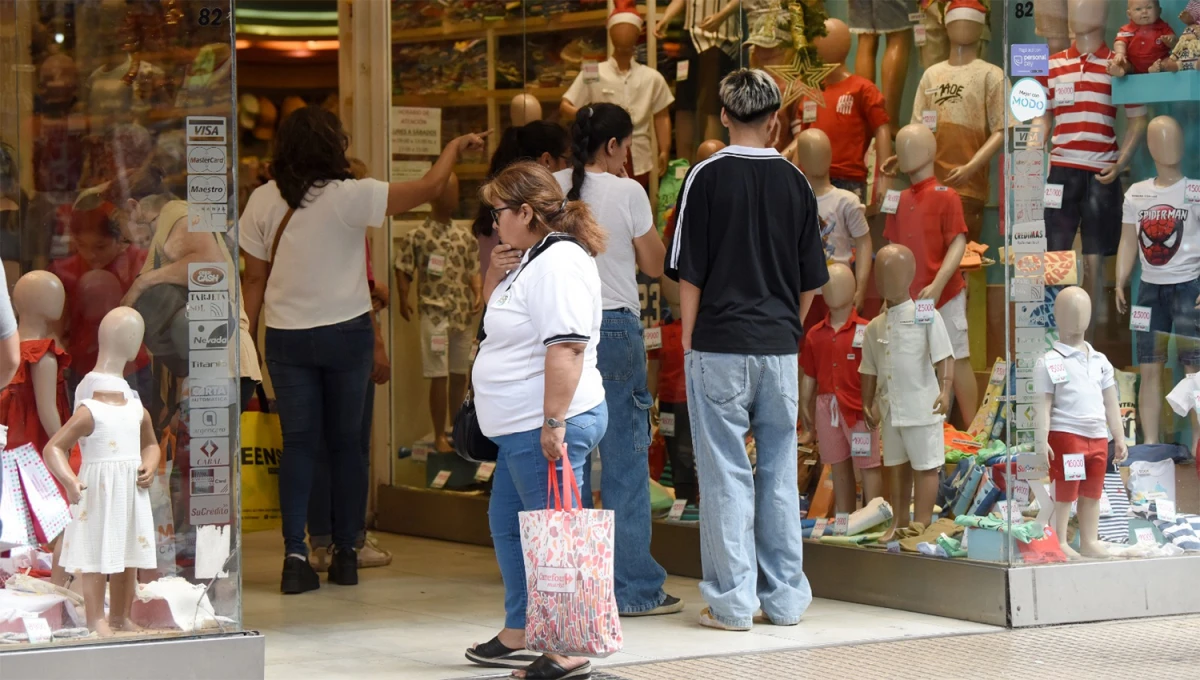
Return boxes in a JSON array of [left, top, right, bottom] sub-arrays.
[[0, 448, 37, 550], [519, 448, 622, 657], [150, 424, 178, 576], [12, 444, 71, 544], [240, 388, 282, 533]]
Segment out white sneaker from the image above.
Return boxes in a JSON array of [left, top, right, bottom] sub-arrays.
[[357, 533, 393, 569], [698, 607, 751, 632]]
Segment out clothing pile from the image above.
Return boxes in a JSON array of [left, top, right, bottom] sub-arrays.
[[393, 40, 489, 96]]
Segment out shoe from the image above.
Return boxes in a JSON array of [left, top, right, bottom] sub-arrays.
[[698, 607, 751, 631], [357, 533, 393, 569], [622, 595, 684, 617], [464, 636, 540, 669], [328, 547, 359, 586], [520, 656, 591, 679], [308, 546, 332, 573], [280, 556, 320, 594]]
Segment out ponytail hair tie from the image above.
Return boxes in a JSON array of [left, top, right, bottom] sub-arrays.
[[561, 198, 569, 211]]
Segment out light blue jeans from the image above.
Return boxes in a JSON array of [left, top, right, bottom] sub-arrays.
[[487, 402, 608, 629], [686, 350, 812, 628]]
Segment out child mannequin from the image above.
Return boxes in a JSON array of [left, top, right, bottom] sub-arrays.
[[1108, 0, 1175, 76], [849, 0, 915, 133]]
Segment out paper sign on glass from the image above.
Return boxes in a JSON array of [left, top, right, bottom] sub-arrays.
[[1011, 221, 1048, 253], [1043, 184, 1064, 209], [915, 299, 936, 324], [850, 431, 872, 458], [1130, 305, 1152, 332], [881, 190, 901, 214], [1062, 453, 1086, 481]]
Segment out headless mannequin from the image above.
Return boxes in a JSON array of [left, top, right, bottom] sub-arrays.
[[862, 245, 954, 538], [853, 7, 912, 137], [795, 128, 873, 310], [1035, 287, 1128, 558], [893, 124, 976, 427], [1116, 116, 1194, 445], [44, 308, 159, 637], [1035, 0, 1072, 54], [510, 94, 543, 127], [656, 0, 730, 161], [800, 263, 883, 513], [12, 272, 70, 585]]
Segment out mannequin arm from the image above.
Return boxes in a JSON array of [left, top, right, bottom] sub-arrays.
[[136, 408, 160, 488], [932, 356, 955, 415], [655, 0, 686, 39], [1035, 391, 1053, 460], [31, 354, 63, 440], [123, 222, 224, 306], [1103, 385, 1129, 463], [1098, 114, 1146, 184], [470, 272, 483, 315], [0, 332, 15, 389], [680, 280, 700, 351], [1114, 222, 1137, 313], [872, 126, 894, 205], [799, 373, 817, 434], [44, 405, 95, 503], [945, 130, 1004, 188], [918, 234, 966, 302], [560, 98, 580, 121], [395, 270, 414, 321], [853, 233, 873, 310], [861, 373, 880, 430], [699, 0, 740, 32], [1032, 112, 1053, 156], [655, 109, 672, 176]]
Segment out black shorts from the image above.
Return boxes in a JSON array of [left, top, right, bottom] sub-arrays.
[[675, 35, 738, 115], [1043, 164, 1124, 256]]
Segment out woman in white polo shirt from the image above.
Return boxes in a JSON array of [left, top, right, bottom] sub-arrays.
[[240, 106, 485, 595], [464, 162, 606, 679]]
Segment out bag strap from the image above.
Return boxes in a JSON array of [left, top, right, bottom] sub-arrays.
[[265, 208, 296, 284], [546, 444, 583, 511]]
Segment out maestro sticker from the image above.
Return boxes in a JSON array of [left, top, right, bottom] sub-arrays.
[[187, 175, 227, 204], [1010, 78, 1047, 123]]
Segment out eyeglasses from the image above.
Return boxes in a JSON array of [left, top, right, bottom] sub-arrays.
[[490, 206, 513, 224]]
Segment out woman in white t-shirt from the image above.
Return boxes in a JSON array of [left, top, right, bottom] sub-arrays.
[[239, 106, 485, 595], [554, 104, 679, 618], [464, 162, 607, 679]]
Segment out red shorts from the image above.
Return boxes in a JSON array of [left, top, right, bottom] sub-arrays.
[[1047, 431, 1107, 502]]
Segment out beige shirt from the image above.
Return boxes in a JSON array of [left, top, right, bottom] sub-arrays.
[[859, 299, 954, 427], [563, 59, 675, 177]]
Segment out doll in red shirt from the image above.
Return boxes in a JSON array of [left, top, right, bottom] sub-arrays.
[[1109, 0, 1177, 76]]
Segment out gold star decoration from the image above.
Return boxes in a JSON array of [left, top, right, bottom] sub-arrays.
[[765, 49, 837, 111]]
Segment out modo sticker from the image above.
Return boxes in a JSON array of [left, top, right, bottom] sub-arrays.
[[1010, 78, 1047, 123]]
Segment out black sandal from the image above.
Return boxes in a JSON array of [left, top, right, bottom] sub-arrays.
[[513, 655, 592, 679], [465, 637, 539, 669]]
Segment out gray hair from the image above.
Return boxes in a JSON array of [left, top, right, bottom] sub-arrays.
[[719, 69, 781, 124]]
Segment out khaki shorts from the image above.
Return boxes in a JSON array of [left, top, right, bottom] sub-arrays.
[[881, 419, 945, 471], [939, 290, 970, 361], [421, 315, 473, 378]]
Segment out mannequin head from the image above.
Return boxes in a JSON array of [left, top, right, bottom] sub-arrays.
[[431, 173, 459, 223], [13, 271, 66, 324], [510, 93, 543, 126], [895, 123, 937, 175], [944, 0, 988, 46], [795, 129, 832, 177], [608, 0, 643, 63], [1146, 115, 1183, 167], [697, 139, 726, 162], [1127, 0, 1161, 27], [815, 19, 852, 67], [1067, 0, 1108, 34], [1053, 286, 1092, 338], [823, 263, 856, 310], [875, 244, 916, 305], [97, 307, 146, 367]]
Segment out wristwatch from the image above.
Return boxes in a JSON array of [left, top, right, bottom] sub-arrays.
[[545, 418, 566, 429]]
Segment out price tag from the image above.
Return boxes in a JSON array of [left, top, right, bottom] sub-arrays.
[[1186, 179, 1200, 204], [582, 61, 600, 83], [1013, 481, 1031, 506], [1043, 183, 1064, 209], [997, 500, 1022, 523], [1130, 305, 1152, 332], [474, 461, 496, 482], [881, 189, 901, 214], [427, 253, 446, 276], [675, 165, 688, 179], [1099, 491, 1113, 516], [431, 470, 452, 489], [644, 326, 662, 350], [961, 530, 969, 549], [908, 11, 924, 22], [1055, 82, 1075, 105], [886, 541, 901, 553], [431, 333, 448, 355], [660, 412, 676, 437], [914, 24, 927, 46], [802, 100, 817, 123], [834, 512, 850, 536], [1045, 355, 1068, 384], [811, 517, 828, 538], [668, 498, 688, 520], [915, 299, 936, 325], [1135, 527, 1157, 546], [676, 60, 689, 81], [922, 109, 937, 131], [1062, 453, 1086, 481], [22, 616, 52, 644], [852, 323, 866, 348], [850, 431, 872, 457], [1157, 499, 1177, 521]]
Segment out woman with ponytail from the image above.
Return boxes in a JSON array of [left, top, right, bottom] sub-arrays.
[[465, 161, 605, 678], [555, 104, 679, 619]]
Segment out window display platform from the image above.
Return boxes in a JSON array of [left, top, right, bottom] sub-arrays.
[[0, 631, 264, 679]]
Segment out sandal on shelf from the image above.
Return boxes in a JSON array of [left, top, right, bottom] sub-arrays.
[[464, 637, 540, 669], [513, 656, 592, 679]]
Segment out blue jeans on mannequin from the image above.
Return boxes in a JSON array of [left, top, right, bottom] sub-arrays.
[[266, 313, 374, 556], [487, 402, 608, 629], [686, 350, 812, 628]]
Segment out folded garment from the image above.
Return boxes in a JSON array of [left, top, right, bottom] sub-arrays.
[[917, 542, 949, 557], [820, 531, 887, 546], [848, 497, 893, 535], [937, 534, 968, 558], [899, 518, 962, 553]]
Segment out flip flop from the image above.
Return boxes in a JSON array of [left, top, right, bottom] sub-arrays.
[[513, 656, 592, 679], [464, 637, 540, 669]]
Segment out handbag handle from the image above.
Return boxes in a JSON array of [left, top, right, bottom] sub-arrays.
[[546, 443, 583, 511]]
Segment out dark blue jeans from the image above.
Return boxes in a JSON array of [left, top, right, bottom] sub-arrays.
[[266, 313, 374, 556], [307, 378, 373, 550]]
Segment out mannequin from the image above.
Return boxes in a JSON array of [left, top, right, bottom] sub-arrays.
[[1149, 1, 1200, 72], [849, 0, 913, 134], [794, 128, 872, 313], [787, 18, 893, 208], [917, 0, 992, 68], [563, 0, 673, 183], [1115, 116, 1200, 445], [1034, 0, 1071, 54], [1034, 286, 1127, 559], [800, 263, 883, 514], [510, 93, 543, 127], [884, 124, 976, 427], [860, 245, 954, 536], [44, 307, 158, 637], [1036, 0, 1148, 333], [1109, 0, 1175, 76]]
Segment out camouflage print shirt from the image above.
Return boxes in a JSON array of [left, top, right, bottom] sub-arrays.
[[395, 218, 479, 330]]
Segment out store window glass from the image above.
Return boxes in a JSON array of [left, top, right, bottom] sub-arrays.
[[0, 0, 241, 647]]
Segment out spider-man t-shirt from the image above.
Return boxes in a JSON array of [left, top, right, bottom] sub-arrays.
[[1122, 178, 1200, 285]]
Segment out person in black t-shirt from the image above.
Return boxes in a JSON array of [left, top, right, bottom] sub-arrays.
[[665, 68, 828, 632]]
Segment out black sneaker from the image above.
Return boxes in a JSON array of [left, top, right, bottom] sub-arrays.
[[328, 547, 359, 586], [281, 556, 320, 594]]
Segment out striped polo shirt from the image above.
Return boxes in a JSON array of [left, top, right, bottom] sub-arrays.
[[1038, 44, 1146, 172], [685, 0, 740, 59]]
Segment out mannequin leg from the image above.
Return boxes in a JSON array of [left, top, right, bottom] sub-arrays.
[[1082, 253, 1105, 334], [82, 573, 113, 637], [884, 464, 912, 530], [861, 466, 883, 505], [108, 568, 143, 632], [954, 357, 978, 429], [1053, 500, 1081, 559], [855, 33, 880, 83], [675, 110, 695, 164], [449, 373, 468, 420], [430, 377, 451, 452], [1138, 362, 1164, 444], [881, 31, 913, 136], [1076, 497, 1108, 557], [912, 467, 939, 527], [832, 460, 857, 515], [51, 536, 67, 587]]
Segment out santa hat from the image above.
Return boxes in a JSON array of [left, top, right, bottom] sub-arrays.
[[944, 0, 987, 25], [1188, 0, 1200, 23], [608, 0, 644, 31]]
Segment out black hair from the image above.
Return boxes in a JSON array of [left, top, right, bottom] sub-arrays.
[[567, 104, 633, 201], [271, 106, 353, 210], [472, 121, 570, 237]]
